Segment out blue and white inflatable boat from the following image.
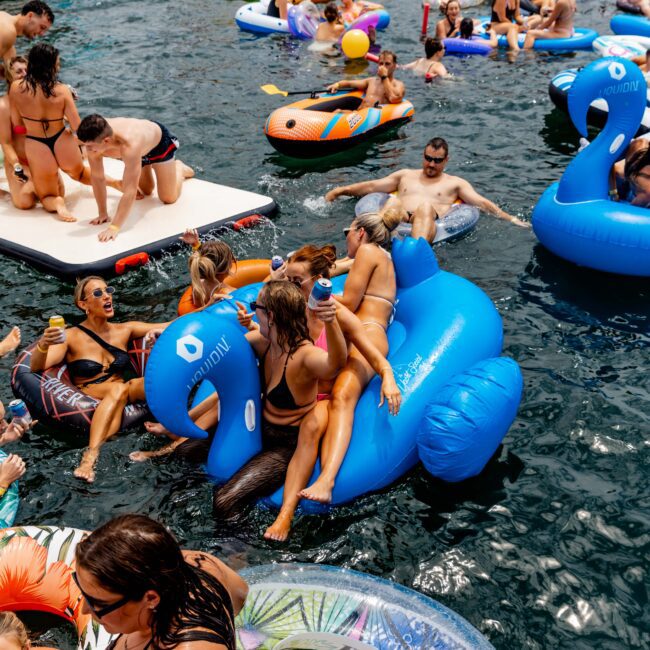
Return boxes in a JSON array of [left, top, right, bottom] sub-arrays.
[[145, 237, 522, 507], [235, 1, 290, 35]]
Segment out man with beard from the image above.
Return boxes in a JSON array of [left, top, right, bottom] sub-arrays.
[[325, 137, 529, 242], [0, 2, 54, 70]]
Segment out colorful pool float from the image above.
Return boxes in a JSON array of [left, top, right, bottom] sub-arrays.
[[264, 90, 414, 158], [235, 1, 290, 35], [0, 450, 18, 528], [611, 13, 650, 37], [593, 34, 650, 58], [477, 18, 597, 50]]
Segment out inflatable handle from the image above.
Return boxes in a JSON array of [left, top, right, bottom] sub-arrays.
[[115, 252, 149, 275], [392, 236, 439, 288], [228, 214, 265, 231], [365, 52, 380, 63], [417, 357, 523, 482], [558, 57, 646, 203]]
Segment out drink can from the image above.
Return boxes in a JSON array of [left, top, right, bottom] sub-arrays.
[[8, 399, 31, 425], [271, 255, 284, 271], [308, 278, 332, 309], [49, 315, 66, 343]]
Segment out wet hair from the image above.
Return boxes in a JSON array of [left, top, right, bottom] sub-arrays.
[[288, 244, 337, 279], [460, 17, 474, 39], [74, 275, 105, 309], [425, 136, 449, 157], [23, 43, 58, 98], [75, 514, 235, 650], [260, 281, 311, 351], [425, 37, 445, 58], [21, 1, 54, 22], [353, 205, 404, 247], [625, 146, 650, 182], [189, 241, 236, 307], [379, 50, 397, 64], [5, 56, 27, 85], [77, 114, 113, 142], [0, 613, 29, 650], [324, 2, 338, 21]]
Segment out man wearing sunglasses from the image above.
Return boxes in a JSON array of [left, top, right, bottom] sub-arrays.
[[326, 136, 530, 242]]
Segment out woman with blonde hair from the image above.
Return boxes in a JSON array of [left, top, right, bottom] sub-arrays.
[[0, 613, 30, 650]]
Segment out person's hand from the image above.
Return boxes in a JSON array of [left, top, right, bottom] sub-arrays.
[[326, 82, 340, 93], [236, 301, 255, 330], [180, 228, 200, 247], [378, 370, 401, 415], [311, 297, 337, 322], [378, 64, 388, 78], [0, 454, 26, 487], [269, 261, 287, 281], [0, 326, 21, 357], [40, 326, 65, 347], [509, 216, 531, 228], [1, 418, 37, 445], [98, 226, 118, 242], [325, 188, 342, 202], [144, 329, 164, 348], [90, 214, 110, 226]]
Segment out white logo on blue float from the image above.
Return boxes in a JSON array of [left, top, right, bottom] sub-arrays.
[[608, 62, 626, 81], [176, 334, 203, 363]]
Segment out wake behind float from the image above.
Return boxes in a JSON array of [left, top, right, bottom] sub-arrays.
[[264, 90, 414, 158]]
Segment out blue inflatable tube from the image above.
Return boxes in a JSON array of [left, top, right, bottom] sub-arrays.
[[417, 357, 523, 483], [146, 238, 504, 508], [477, 18, 597, 50], [611, 14, 650, 37], [443, 36, 493, 56], [533, 58, 650, 275], [235, 2, 290, 35]]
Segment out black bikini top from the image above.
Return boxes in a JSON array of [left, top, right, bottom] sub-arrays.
[[262, 345, 313, 412], [67, 324, 131, 380]]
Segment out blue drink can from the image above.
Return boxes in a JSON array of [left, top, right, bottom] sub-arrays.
[[8, 399, 31, 425], [308, 278, 332, 309], [271, 255, 284, 270]]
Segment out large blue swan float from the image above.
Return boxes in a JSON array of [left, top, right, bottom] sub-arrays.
[[533, 57, 650, 276], [145, 237, 523, 508], [611, 14, 650, 38]]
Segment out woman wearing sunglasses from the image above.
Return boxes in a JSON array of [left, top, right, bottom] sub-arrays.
[[31, 276, 170, 482], [73, 513, 247, 650]]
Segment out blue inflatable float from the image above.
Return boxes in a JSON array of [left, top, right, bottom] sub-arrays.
[[534, 57, 650, 276], [611, 14, 650, 38], [146, 237, 521, 508], [476, 18, 597, 50]]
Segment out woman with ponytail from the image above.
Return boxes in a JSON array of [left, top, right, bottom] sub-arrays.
[[73, 513, 247, 650]]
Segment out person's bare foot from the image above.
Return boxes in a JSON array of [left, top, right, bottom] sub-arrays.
[[179, 161, 195, 180], [110, 178, 145, 199], [263, 510, 293, 542], [0, 326, 20, 357], [73, 448, 98, 482], [129, 450, 157, 462], [299, 476, 334, 503], [55, 207, 77, 223]]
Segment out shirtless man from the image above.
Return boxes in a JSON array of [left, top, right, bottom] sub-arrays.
[[0, 1, 53, 70], [76, 114, 194, 242], [523, 0, 575, 49], [326, 137, 529, 242], [402, 37, 448, 80], [326, 50, 405, 108]]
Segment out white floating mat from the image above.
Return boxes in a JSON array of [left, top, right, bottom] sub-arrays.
[[0, 157, 276, 278]]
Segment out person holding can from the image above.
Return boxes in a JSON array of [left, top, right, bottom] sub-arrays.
[[30, 276, 171, 482]]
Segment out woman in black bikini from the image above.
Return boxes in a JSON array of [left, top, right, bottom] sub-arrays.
[[74, 513, 247, 650], [31, 276, 170, 482], [9, 43, 117, 222], [435, 0, 462, 39], [490, 0, 524, 50]]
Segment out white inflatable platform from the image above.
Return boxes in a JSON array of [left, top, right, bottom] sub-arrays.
[[0, 158, 276, 278]]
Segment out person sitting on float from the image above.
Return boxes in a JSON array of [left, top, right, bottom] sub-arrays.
[[490, 0, 524, 50], [30, 276, 170, 483], [522, 0, 575, 49], [435, 0, 462, 38], [402, 37, 449, 80], [73, 513, 248, 650], [458, 17, 499, 46]]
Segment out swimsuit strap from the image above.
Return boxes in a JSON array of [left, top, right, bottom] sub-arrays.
[[76, 324, 127, 358]]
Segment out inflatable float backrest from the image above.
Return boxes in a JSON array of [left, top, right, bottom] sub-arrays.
[[392, 235, 440, 288], [557, 57, 646, 203]]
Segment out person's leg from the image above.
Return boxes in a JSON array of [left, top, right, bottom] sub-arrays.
[[524, 27, 570, 48], [152, 159, 194, 205], [74, 381, 131, 482], [4, 162, 36, 210], [410, 203, 438, 243], [138, 165, 155, 197], [264, 401, 330, 541], [642, 0, 650, 18], [507, 24, 521, 50], [213, 447, 294, 520]]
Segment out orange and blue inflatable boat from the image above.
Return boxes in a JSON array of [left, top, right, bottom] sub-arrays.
[[264, 90, 415, 158]]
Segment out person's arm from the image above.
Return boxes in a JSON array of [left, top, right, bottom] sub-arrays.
[[382, 77, 405, 104], [0, 27, 16, 70], [325, 170, 403, 201], [536, 0, 562, 29], [435, 19, 447, 39], [97, 149, 142, 241], [401, 59, 420, 71], [456, 178, 530, 227], [87, 152, 110, 225], [30, 327, 68, 372], [303, 300, 347, 380], [335, 245, 378, 312], [0, 102, 20, 169], [61, 84, 82, 131], [0, 454, 25, 499], [127, 320, 173, 340], [326, 78, 370, 93], [331, 256, 354, 276], [492, 0, 508, 22]]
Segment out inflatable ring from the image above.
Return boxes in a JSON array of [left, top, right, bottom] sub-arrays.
[[534, 58, 650, 275], [611, 14, 650, 37], [178, 259, 271, 316], [235, 1, 290, 35], [10, 340, 150, 435], [443, 35, 493, 56], [0, 525, 114, 650], [236, 563, 494, 648], [347, 8, 391, 32], [477, 18, 598, 50], [0, 449, 18, 528], [264, 90, 414, 158], [593, 34, 650, 59]]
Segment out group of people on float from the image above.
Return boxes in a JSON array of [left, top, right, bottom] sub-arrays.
[[0, 2, 194, 239]]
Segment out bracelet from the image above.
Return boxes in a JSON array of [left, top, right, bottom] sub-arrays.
[[0, 487, 7, 499], [108, 224, 120, 232], [36, 342, 49, 354]]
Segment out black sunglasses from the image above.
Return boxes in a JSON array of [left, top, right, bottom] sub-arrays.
[[71, 571, 132, 618], [343, 226, 357, 236], [424, 154, 446, 164], [250, 301, 268, 313], [84, 286, 116, 300]]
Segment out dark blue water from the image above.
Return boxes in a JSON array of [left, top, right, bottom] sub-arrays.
[[3, 0, 649, 648]]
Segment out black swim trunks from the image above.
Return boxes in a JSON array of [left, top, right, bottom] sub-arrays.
[[141, 121, 179, 166]]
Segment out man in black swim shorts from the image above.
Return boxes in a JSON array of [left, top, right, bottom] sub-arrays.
[[77, 114, 194, 242]]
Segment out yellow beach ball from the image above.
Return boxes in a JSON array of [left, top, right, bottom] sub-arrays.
[[341, 29, 370, 59]]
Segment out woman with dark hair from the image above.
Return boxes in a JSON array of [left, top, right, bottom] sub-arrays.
[[8, 43, 117, 222], [623, 147, 650, 207], [73, 513, 247, 650], [31, 276, 170, 482], [490, 0, 523, 50]]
